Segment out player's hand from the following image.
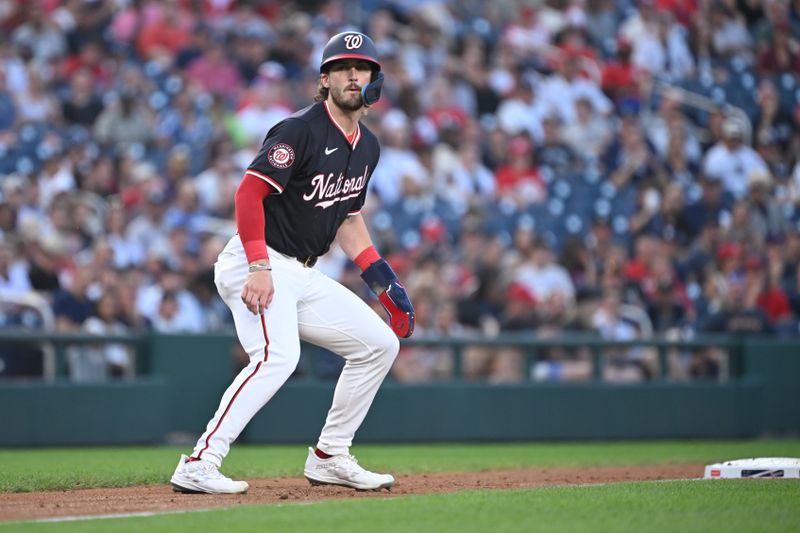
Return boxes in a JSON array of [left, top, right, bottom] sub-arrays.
[[241, 270, 274, 315]]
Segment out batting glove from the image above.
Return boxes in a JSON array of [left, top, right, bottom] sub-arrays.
[[361, 258, 415, 338]]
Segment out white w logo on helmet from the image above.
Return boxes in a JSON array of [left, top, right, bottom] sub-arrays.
[[343, 34, 363, 49]]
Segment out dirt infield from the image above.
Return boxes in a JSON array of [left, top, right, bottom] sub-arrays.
[[0, 464, 703, 522]]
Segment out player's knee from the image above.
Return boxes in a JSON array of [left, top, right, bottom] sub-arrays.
[[377, 330, 400, 362], [266, 347, 301, 378]]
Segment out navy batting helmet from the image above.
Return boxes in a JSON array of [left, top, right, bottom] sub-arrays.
[[320, 31, 381, 73]]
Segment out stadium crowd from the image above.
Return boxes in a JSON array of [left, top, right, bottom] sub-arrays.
[[0, 0, 799, 383]]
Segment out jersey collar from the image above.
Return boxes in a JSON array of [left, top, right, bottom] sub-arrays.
[[323, 100, 362, 149]]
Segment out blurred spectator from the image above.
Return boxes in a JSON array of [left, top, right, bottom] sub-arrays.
[[661, 128, 700, 189], [707, 2, 753, 61], [11, 4, 66, 64], [186, 38, 244, 101], [562, 97, 611, 159], [93, 92, 153, 153], [61, 67, 104, 127], [0, 0, 796, 384], [536, 115, 580, 176], [601, 37, 644, 109], [746, 170, 789, 241], [753, 80, 794, 156], [194, 143, 240, 217], [14, 69, 59, 125], [632, 10, 694, 81], [646, 278, 689, 334], [152, 92, 214, 175], [37, 150, 75, 210], [514, 240, 575, 310], [105, 202, 144, 269], [436, 141, 496, 207], [235, 72, 292, 145], [496, 77, 547, 142], [602, 117, 659, 188], [370, 110, 428, 205], [630, 183, 692, 244], [0, 70, 16, 131], [136, 2, 193, 61], [127, 189, 169, 259], [391, 295, 457, 383], [60, 38, 115, 91], [642, 90, 701, 164], [0, 240, 31, 297], [137, 265, 204, 332], [538, 53, 613, 124], [591, 290, 658, 382], [68, 290, 133, 382], [682, 174, 732, 236], [702, 118, 769, 200], [495, 135, 546, 205], [702, 276, 774, 336], [757, 21, 800, 76], [52, 267, 93, 332]]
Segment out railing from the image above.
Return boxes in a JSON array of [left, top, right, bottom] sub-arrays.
[[0, 293, 57, 379], [0, 329, 744, 383], [401, 333, 740, 382], [646, 78, 753, 144], [0, 330, 145, 382]]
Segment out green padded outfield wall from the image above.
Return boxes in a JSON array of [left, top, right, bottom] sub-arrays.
[[0, 378, 168, 446], [242, 380, 762, 443], [144, 334, 241, 437], [743, 340, 800, 434], [1, 334, 798, 446]]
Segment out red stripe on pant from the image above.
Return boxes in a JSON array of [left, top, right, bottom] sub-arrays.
[[195, 313, 270, 460]]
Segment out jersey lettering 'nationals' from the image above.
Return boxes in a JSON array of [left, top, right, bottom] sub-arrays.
[[245, 101, 380, 259], [303, 165, 369, 209]]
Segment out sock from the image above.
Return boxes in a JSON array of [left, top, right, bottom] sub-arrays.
[[314, 448, 333, 459]]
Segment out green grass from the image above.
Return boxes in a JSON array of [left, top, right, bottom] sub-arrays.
[[1, 440, 800, 493], [4, 480, 800, 532]]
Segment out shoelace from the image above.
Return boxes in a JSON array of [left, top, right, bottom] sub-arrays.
[[191, 461, 225, 480], [336, 455, 369, 477]]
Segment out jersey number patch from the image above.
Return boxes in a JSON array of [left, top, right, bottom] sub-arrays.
[[268, 143, 295, 169]]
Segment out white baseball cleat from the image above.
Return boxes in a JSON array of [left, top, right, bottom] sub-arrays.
[[304, 447, 395, 490], [170, 454, 249, 494]]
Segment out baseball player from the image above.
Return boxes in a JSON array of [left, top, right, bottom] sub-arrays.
[[170, 31, 414, 494]]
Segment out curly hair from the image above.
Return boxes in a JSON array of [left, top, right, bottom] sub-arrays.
[[314, 79, 329, 102]]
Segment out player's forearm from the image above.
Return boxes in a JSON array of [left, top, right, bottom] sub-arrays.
[[235, 173, 273, 264], [336, 214, 375, 262]]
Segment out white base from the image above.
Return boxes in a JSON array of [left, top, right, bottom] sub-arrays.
[[704, 457, 800, 479]]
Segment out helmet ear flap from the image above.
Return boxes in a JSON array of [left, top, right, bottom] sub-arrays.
[[361, 71, 384, 106]]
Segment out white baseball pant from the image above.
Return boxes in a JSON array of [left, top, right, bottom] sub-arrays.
[[191, 236, 399, 467]]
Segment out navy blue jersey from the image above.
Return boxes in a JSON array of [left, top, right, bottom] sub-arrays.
[[245, 101, 380, 260]]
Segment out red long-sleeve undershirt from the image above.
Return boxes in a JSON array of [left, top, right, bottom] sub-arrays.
[[235, 173, 272, 263]]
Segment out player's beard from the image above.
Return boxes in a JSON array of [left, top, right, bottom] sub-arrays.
[[330, 85, 364, 112]]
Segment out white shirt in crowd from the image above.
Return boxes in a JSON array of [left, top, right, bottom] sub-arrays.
[[0, 261, 32, 296], [496, 96, 548, 143], [370, 146, 428, 205], [703, 142, 769, 199], [515, 262, 575, 303], [136, 284, 205, 332], [537, 75, 613, 124], [633, 25, 695, 81]]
